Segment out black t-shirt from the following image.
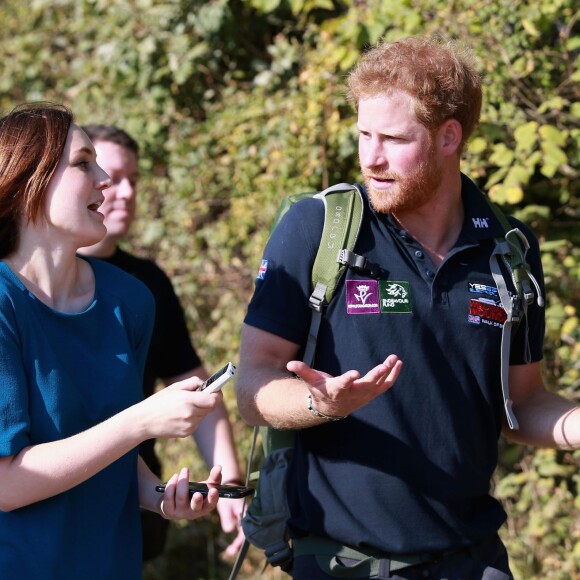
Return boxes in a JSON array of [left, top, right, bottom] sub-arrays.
[[102, 248, 202, 476], [244, 175, 545, 554]]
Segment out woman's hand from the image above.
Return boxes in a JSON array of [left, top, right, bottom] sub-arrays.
[[158, 465, 222, 521], [136, 376, 223, 439]]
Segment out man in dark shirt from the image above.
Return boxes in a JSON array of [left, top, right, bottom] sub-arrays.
[[79, 125, 245, 561], [235, 35, 580, 579]]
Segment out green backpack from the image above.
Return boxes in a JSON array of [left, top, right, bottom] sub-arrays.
[[230, 182, 543, 579]]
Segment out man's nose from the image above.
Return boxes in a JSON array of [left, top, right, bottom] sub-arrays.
[[360, 139, 387, 170], [117, 178, 136, 199]]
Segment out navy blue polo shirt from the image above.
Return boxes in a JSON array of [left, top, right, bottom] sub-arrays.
[[244, 174, 545, 555]]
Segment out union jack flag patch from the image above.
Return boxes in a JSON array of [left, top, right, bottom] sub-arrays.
[[257, 259, 268, 280]]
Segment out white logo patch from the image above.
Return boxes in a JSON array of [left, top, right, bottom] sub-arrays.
[[472, 217, 490, 228]]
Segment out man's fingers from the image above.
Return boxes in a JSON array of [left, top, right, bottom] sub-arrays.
[[384, 359, 403, 383]]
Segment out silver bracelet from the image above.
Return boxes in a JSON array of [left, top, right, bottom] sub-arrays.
[[307, 394, 347, 422]]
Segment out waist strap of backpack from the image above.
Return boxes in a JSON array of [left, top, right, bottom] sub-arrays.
[[293, 536, 457, 576]]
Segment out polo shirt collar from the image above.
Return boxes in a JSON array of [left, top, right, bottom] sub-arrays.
[[459, 173, 507, 242]]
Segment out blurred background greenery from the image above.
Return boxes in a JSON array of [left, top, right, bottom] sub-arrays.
[[1, 0, 578, 577]]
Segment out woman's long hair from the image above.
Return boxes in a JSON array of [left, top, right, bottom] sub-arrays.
[[0, 102, 73, 258]]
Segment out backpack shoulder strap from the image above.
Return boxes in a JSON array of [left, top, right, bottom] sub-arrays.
[[269, 191, 317, 237], [303, 183, 364, 366], [231, 184, 365, 580], [484, 197, 544, 430], [311, 183, 365, 304]]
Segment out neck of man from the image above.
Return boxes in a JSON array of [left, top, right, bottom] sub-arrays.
[[392, 171, 464, 268]]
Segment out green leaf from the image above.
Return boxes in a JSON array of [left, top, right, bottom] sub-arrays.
[[521, 18, 540, 38], [289, 0, 305, 13], [252, 0, 282, 11], [513, 121, 538, 152], [505, 164, 531, 187], [485, 166, 509, 189], [567, 35, 580, 51], [537, 96, 567, 114], [489, 143, 514, 167], [539, 124, 567, 147], [469, 136, 487, 154], [489, 183, 524, 205], [313, 0, 335, 9], [540, 140, 568, 175]]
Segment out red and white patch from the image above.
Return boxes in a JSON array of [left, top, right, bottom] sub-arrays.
[[468, 298, 507, 328]]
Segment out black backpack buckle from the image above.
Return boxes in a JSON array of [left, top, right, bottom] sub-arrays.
[[337, 249, 380, 278]]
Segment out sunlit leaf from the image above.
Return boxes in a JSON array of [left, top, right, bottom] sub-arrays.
[[521, 18, 540, 38], [505, 185, 524, 204], [505, 164, 531, 187], [514, 121, 538, 152], [469, 136, 487, 154], [539, 124, 567, 147], [489, 143, 514, 167]]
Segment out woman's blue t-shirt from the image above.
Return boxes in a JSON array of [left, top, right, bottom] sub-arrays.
[[0, 257, 154, 580]]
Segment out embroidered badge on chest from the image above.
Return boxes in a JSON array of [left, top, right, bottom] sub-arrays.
[[379, 281, 413, 313], [345, 280, 380, 314], [468, 298, 507, 327], [468, 282, 499, 299]]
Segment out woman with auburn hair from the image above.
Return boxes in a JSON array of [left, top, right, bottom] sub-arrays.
[[0, 103, 223, 579]]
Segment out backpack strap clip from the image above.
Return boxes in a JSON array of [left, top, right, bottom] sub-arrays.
[[337, 249, 381, 278], [265, 541, 294, 572], [308, 282, 327, 314], [304, 283, 327, 366]]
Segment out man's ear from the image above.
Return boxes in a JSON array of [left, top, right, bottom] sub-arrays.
[[439, 119, 463, 156]]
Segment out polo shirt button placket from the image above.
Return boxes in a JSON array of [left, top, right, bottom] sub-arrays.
[[399, 229, 410, 242]]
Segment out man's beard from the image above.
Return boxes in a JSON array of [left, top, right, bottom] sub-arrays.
[[361, 147, 443, 215]]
